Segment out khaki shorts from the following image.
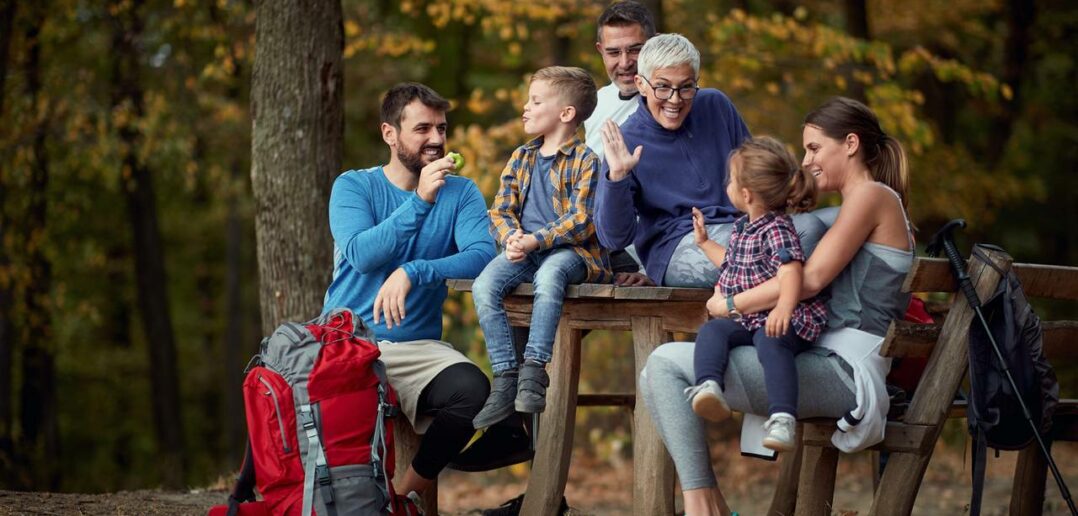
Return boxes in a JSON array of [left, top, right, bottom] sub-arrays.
[[377, 339, 474, 433]]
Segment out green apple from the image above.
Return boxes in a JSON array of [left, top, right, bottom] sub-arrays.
[[448, 151, 464, 170]]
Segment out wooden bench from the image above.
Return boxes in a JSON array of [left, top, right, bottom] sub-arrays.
[[442, 279, 713, 515], [778, 247, 1078, 515]]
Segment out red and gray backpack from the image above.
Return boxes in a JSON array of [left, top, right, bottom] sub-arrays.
[[209, 308, 402, 516]]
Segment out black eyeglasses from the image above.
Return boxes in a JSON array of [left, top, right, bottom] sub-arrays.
[[640, 76, 699, 101]]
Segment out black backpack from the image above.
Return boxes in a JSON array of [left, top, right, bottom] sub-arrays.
[[966, 245, 1060, 515]]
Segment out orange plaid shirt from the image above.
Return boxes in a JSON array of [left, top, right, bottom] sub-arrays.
[[489, 135, 611, 283]]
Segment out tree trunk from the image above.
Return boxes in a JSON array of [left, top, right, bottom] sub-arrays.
[[843, 0, 870, 101], [19, 1, 60, 489], [844, 0, 870, 39], [642, 0, 664, 32], [108, 0, 187, 488], [250, 0, 342, 335], [0, 0, 19, 484], [987, 0, 1034, 161]]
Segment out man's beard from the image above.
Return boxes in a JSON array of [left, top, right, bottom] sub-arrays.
[[399, 142, 445, 176]]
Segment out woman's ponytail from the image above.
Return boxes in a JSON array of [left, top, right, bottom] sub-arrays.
[[872, 135, 909, 209]]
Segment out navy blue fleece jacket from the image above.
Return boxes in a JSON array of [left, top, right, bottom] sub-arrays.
[[594, 89, 750, 284]]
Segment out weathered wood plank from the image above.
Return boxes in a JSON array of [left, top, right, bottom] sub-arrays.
[[872, 247, 1012, 516], [447, 278, 711, 301], [902, 257, 1078, 300], [1011, 444, 1048, 516], [769, 431, 802, 516], [795, 444, 838, 516], [881, 321, 1078, 359], [631, 316, 675, 516], [522, 323, 581, 516], [560, 302, 708, 333], [577, 393, 634, 407], [882, 320, 1078, 360], [801, 420, 935, 454]]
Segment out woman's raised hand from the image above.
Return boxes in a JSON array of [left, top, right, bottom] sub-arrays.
[[600, 119, 642, 181]]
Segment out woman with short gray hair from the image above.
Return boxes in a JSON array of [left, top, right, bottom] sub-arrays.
[[595, 33, 826, 288]]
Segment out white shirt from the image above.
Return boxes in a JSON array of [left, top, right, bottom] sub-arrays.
[[583, 83, 640, 164]]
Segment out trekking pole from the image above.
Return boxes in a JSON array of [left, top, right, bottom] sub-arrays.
[[927, 219, 1077, 515]]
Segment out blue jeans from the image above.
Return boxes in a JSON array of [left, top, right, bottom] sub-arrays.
[[472, 248, 587, 374]]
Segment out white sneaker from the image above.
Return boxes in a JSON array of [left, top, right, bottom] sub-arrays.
[[684, 380, 732, 422], [762, 412, 797, 452]]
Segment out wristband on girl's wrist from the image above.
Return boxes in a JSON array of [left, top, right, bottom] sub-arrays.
[[726, 294, 742, 320]]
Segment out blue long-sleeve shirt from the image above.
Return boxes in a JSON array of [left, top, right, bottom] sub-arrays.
[[322, 167, 496, 341], [594, 89, 750, 285]]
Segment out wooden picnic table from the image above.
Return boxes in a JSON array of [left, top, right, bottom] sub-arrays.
[[448, 279, 712, 515]]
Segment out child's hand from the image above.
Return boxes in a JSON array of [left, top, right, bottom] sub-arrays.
[[765, 305, 793, 338], [505, 230, 527, 262], [691, 207, 709, 246]]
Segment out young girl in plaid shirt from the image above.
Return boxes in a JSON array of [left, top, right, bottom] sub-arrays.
[[685, 136, 828, 452]]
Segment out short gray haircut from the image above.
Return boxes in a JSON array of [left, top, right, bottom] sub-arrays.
[[637, 33, 700, 81]]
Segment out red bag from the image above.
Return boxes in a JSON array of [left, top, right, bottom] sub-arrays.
[[210, 308, 398, 516], [886, 297, 934, 393]]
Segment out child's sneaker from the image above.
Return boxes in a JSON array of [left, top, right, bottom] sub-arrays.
[[762, 412, 797, 452], [685, 380, 731, 422], [473, 370, 518, 429], [514, 360, 549, 413]]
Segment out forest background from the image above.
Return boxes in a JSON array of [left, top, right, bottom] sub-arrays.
[[0, 0, 1075, 496]]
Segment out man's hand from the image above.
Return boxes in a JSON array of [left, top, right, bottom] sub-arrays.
[[614, 272, 654, 286], [765, 304, 793, 338], [373, 267, 412, 330], [600, 119, 642, 182], [691, 207, 709, 246], [416, 155, 456, 203]]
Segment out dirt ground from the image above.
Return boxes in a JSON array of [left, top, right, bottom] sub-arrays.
[[2, 438, 1076, 515]]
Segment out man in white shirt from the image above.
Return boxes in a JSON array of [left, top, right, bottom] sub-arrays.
[[584, 1, 656, 285], [583, 1, 656, 163]]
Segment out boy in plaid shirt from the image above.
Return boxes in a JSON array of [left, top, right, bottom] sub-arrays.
[[471, 66, 612, 429], [685, 136, 828, 452]]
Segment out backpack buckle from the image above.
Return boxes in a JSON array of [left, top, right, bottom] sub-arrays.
[[315, 464, 334, 504]]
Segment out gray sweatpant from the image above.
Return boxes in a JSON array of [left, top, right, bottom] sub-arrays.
[[638, 341, 857, 490]]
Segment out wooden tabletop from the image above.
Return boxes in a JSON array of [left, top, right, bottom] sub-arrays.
[[447, 279, 712, 302]]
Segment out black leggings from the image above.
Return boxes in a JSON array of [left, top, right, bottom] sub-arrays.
[[694, 318, 810, 417], [410, 362, 490, 479]]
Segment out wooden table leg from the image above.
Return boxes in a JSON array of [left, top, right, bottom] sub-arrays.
[[393, 418, 438, 514], [631, 316, 675, 516], [769, 426, 803, 515], [521, 321, 581, 516], [795, 444, 838, 516], [1011, 444, 1048, 516]]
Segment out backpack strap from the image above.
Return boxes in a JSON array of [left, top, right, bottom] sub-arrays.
[[299, 403, 337, 516], [371, 360, 395, 511], [970, 427, 988, 516], [226, 440, 258, 516]]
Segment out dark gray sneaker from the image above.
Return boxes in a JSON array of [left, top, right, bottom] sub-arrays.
[[515, 360, 549, 413], [472, 370, 518, 429]]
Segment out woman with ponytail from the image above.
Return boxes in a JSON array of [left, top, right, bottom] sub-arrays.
[[640, 97, 915, 516]]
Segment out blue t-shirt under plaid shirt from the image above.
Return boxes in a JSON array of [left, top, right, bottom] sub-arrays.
[[718, 212, 828, 341]]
